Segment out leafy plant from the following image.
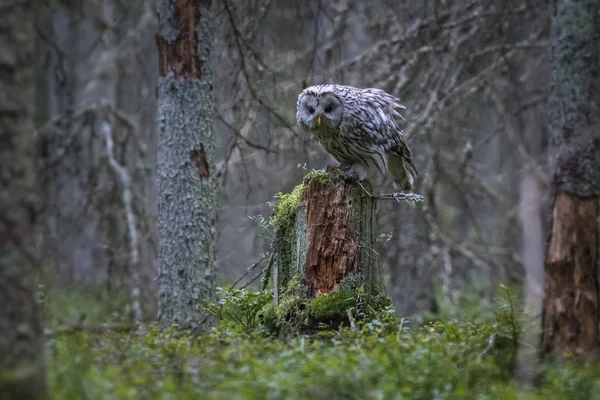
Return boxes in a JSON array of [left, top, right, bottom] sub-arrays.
[[201, 287, 273, 332], [248, 214, 275, 241]]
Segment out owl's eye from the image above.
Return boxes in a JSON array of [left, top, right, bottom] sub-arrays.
[[307, 106, 315, 114], [324, 105, 333, 113]]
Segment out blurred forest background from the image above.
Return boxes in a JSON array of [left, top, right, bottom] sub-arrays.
[[35, 0, 553, 324], [4, 0, 600, 397]]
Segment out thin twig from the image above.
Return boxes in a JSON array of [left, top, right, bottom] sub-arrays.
[[102, 118, 143, 327], [261, 252, 275, 291], [346, 309, 358, 331], [241, 266, 268, 290], [229, 252, 270, 291], [477, 334, 497, 359]]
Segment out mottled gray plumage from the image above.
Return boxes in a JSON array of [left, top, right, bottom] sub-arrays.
[[296, 84, 418, 191]]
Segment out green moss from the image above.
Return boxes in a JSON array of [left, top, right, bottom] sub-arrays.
[[262, 279, 394, 332], [263, 277, 309, 330], [270, 183, 306, 228], [308, 290, 357, 320], [270, 183, 307, 289], [302, 168, 345, 185]]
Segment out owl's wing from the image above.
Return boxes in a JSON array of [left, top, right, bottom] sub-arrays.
[[357, 88, 418, 178]]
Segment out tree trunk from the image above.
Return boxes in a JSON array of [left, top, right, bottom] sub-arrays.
[[515, 168, 545, 383], [269, 172, 389, 331], [541, 0, 600, 360], [156, 0, 218, 333], [0, 2, 47, 398]]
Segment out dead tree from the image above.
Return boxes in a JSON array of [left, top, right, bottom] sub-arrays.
[[266, 170, 421, 331], [541, 0, 600, 360]]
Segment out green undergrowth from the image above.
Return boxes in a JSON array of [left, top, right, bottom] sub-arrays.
[[40, 284, 134, 325], [47, 287, 600, 399]]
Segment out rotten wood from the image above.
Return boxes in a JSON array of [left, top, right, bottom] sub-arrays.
[[303, 179, 362, 297], [541, 186, 599, 360]]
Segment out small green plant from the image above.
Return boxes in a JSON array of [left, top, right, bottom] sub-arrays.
[[201, 287, 273, 332], [248, 214, 275, 241], [377, 230, 394, 242]]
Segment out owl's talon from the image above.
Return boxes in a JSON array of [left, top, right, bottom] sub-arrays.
[[343, 172, 359, 184], [338, 163, 353, 172], [392, 192, 408, 201], [324, 165, 340, 173], [337, 164, 360, 184], [391, 191, 424, 203]]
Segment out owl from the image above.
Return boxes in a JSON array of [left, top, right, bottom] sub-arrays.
[[296, 84, 418, 191]]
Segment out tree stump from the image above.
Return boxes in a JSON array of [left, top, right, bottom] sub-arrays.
[[264, 170, 391, 331]]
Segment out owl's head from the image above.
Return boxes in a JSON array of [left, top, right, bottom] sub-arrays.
[[296, 85, 344, 131]]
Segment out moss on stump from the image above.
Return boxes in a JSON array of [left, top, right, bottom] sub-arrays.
[[264, 169, 392, 332]]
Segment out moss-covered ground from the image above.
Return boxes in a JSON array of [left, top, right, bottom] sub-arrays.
[[44, 285, 600, 400]]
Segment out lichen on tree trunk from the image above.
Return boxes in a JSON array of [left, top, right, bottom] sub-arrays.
[[267, 170, 389, 331]]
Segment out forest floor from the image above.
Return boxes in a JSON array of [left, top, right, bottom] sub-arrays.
[[43, 285, 600, 400]]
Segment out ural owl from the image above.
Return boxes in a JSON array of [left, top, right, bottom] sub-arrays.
[[296, 84, 418, 191]]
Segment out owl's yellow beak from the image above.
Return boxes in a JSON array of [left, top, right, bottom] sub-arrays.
[[316, 114, 323, 127]]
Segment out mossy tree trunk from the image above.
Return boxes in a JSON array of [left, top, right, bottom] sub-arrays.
[[270, 171, 389, 330]]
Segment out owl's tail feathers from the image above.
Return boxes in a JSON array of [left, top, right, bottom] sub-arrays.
[[387, 153, 418, 192]]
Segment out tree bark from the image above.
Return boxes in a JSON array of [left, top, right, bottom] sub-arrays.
[[541, 0, 600, 359], [515, 168, 545, 382], [0, 1, 47, 398], [156, 0, 218, 333]]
